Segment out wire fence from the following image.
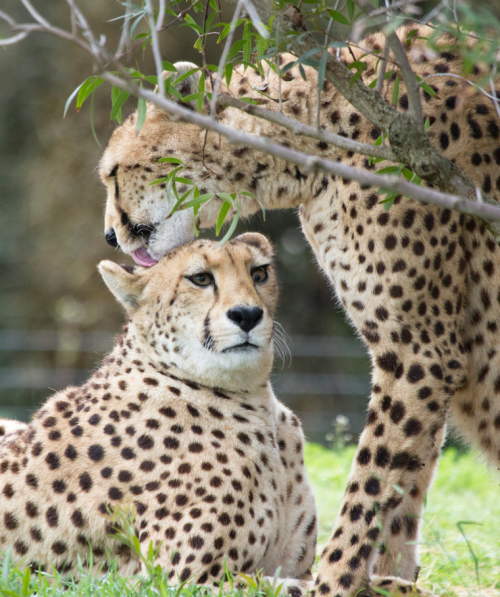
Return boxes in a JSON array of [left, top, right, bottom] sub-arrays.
[[0, 330, 371, 442]]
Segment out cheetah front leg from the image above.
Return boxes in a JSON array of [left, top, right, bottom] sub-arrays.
[[314, 354, 447, 597], [373, 423, 445, 581]]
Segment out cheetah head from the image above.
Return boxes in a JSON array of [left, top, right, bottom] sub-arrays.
[[99, 62, 264, 266], [98, 233, 278, 391]]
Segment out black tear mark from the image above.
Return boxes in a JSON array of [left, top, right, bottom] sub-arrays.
[[294, 166, 308, 181]]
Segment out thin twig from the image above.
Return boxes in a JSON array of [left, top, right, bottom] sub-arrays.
[[490, 64, 500, 119], [19, 0, 51, 28], [419, 72, 500, 104], [374, 40, 390, 94], [116, 1, 132, 58], [0, 30, 29, 44], [145, 0, 165, 97], [157, 0, 166, 31], [210, 0, 244, 117], [276, 56, 283, 113], [217, 93, 396, 159]]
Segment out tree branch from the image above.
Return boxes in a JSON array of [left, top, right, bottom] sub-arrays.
[[145, 0, 165, 97], [210, 0, 244, 116], [374, 40, 390, 95], [249, 0, 498, 219], [217, 93, 396, 160], [353, 0, 424, 125], [2, 0, 500, 239]]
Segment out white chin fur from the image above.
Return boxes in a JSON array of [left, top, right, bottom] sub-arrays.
[[148, 209, 196, 260], [173, 337, 273, 392]]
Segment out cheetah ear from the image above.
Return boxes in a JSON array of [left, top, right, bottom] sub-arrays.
[[161, 62, 204, 111], [98, 261, 148, 312], [234, 233, 274, 259]]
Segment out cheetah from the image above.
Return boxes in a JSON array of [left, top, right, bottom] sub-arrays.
[[99, 23, 500, 596], [0, 234, 318, 589]]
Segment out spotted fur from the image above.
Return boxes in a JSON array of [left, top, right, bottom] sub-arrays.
[[99, 23, 500, 595], [0, 234, 317, 591]]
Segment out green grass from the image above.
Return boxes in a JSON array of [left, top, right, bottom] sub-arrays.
[[1, 445, 499, 596], [305, 443, 500, 596]]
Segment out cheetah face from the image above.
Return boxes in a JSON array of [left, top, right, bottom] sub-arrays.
[[99, 233, 278, 390], [100, 110, 200, 266]]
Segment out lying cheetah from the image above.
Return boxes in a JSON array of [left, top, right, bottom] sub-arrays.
[[0, 234, 317, 588], [99, 23, 500, 596]]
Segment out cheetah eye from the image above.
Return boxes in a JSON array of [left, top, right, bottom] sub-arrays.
[[187, 273, 214, 287], [252, 266, 269, 284]]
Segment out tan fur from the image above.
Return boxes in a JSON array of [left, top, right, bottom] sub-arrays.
[[99, 24, 500, 595], [0, 420, 27, 437], [0, 234, 317, 590]]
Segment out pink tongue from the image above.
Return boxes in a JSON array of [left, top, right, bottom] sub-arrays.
[[132, 248, 158, 267]]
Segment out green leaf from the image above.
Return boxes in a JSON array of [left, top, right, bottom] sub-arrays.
[[218, 192, 235, 205], [76, 76, 103, 111], [21, 567, 31, 597], [181, 92, 206, 104], [181, 193, 214, 210], [238, 97, 260, 104], [162, 61, 178, 72], [368, 134, 384, 166], [299, 64, 307, 81], [89, 92, 101, 148], [216, 201, 232, 236], [240, 191, 266, 220], [217, 19, 245, 43], [296, 48, 323, 64], [110, 88, 130, 123], [182, 13, 204, 34], [377, 166, 401, 175], [218, 200, 240, 246], [280, 60, 297, 76], [227, 39, 246, 62], [169, 187, 194, 217], [415, 73, 437, 97], [391, 74, 400, 106], [347, 61, 367, 71], [347, 0, 355, 21], [193, 204, 200, 237], [424, 116, 431, 131], [136, 94, 147, 132], [329, 41, 349, 48], [193, 36, 203, 51], [243, 22, 252, 64], [326, 9, 349, 25], [64, 81, 84, 117], [158, 157, 183, 164], [402, 168, 414, 181]]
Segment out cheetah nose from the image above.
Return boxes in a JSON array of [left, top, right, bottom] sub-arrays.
[[226, 306, 263, 333], [105, 228, 119, 247]]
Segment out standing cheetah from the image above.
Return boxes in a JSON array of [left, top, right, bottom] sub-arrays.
[[99, 23, 500, 596], [0, 234, 317, 589]]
